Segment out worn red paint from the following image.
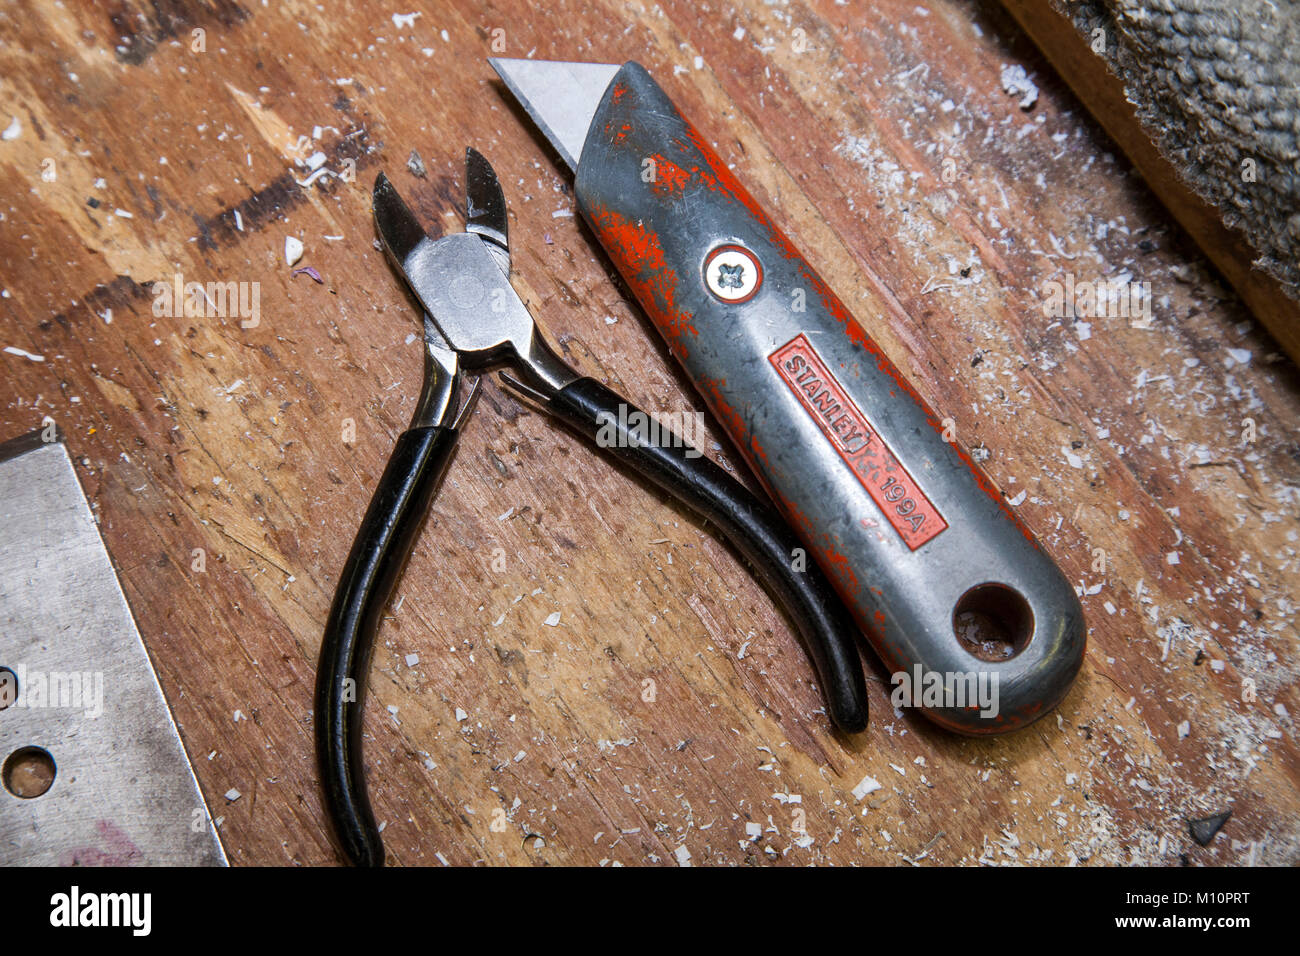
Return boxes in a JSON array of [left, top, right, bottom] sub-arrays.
[[590, 187, 776, 471], [699, 374, 771, 469], [776, 495, 866, 607], [586, 201, 698, 352], [649, 153, 691, 198]]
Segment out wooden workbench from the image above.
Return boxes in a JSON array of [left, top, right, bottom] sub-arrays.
[[0, 0, 1295, 866]]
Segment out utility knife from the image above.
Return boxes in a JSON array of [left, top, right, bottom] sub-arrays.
[[490, 58, 1085, 733]]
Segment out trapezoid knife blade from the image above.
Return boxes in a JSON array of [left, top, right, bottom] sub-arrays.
[[0, 430, 226, 866]]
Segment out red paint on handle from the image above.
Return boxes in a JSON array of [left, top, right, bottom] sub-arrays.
[[586, 202, 698, 350]]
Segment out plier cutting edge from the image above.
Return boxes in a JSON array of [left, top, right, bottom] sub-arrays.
[[315, 148, 868, 866]]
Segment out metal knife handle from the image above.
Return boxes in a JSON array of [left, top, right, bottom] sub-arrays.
[[547, 376, 869, 733], [315, 423, 460, 867], [573, 63, 1085, 733]]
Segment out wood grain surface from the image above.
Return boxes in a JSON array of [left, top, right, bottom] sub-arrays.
[[0, 0, 1296, 866]]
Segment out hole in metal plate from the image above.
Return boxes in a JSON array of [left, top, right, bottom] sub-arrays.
[[3, 746, 56, 799]]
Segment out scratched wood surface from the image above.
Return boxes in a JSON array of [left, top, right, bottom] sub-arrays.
[[0, 0, 1296, 866]]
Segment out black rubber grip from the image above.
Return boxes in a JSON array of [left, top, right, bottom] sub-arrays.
[[315, 424, 459, 867], [547, 377, 868, 733]]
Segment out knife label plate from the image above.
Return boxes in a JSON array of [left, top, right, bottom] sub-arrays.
[[770, 334, 947, 550]]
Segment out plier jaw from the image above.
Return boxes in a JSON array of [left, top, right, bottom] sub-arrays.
[[373, 159, 578, 398]]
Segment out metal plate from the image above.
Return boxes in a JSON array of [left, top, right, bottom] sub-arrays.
[[0, 431, 226, 865]]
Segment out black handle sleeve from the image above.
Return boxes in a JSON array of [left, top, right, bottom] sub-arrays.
[[547, 376, 868, 733], [314, 424, 460, 867]]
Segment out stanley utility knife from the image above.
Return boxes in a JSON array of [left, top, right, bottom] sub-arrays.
[[490, 58, 1086, 733]]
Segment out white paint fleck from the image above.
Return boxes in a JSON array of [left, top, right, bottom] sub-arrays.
[[999, 64, 1038, 109], [852, 774, 882, 801], [1226, 347, 1252, 367]]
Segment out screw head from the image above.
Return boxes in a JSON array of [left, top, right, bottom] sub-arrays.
[[703, 244, 762, 303]]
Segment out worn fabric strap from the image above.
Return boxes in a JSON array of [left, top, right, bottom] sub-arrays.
[[1055, 0, 1300, 304]]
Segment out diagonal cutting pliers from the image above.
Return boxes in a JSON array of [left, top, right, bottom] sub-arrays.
[[315, 148, 868, 867]]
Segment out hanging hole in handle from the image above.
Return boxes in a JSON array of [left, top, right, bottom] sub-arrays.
[[953, 583, 1034, 662]]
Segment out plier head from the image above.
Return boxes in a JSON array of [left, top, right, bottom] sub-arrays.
[[373, 149, 576, 398]]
